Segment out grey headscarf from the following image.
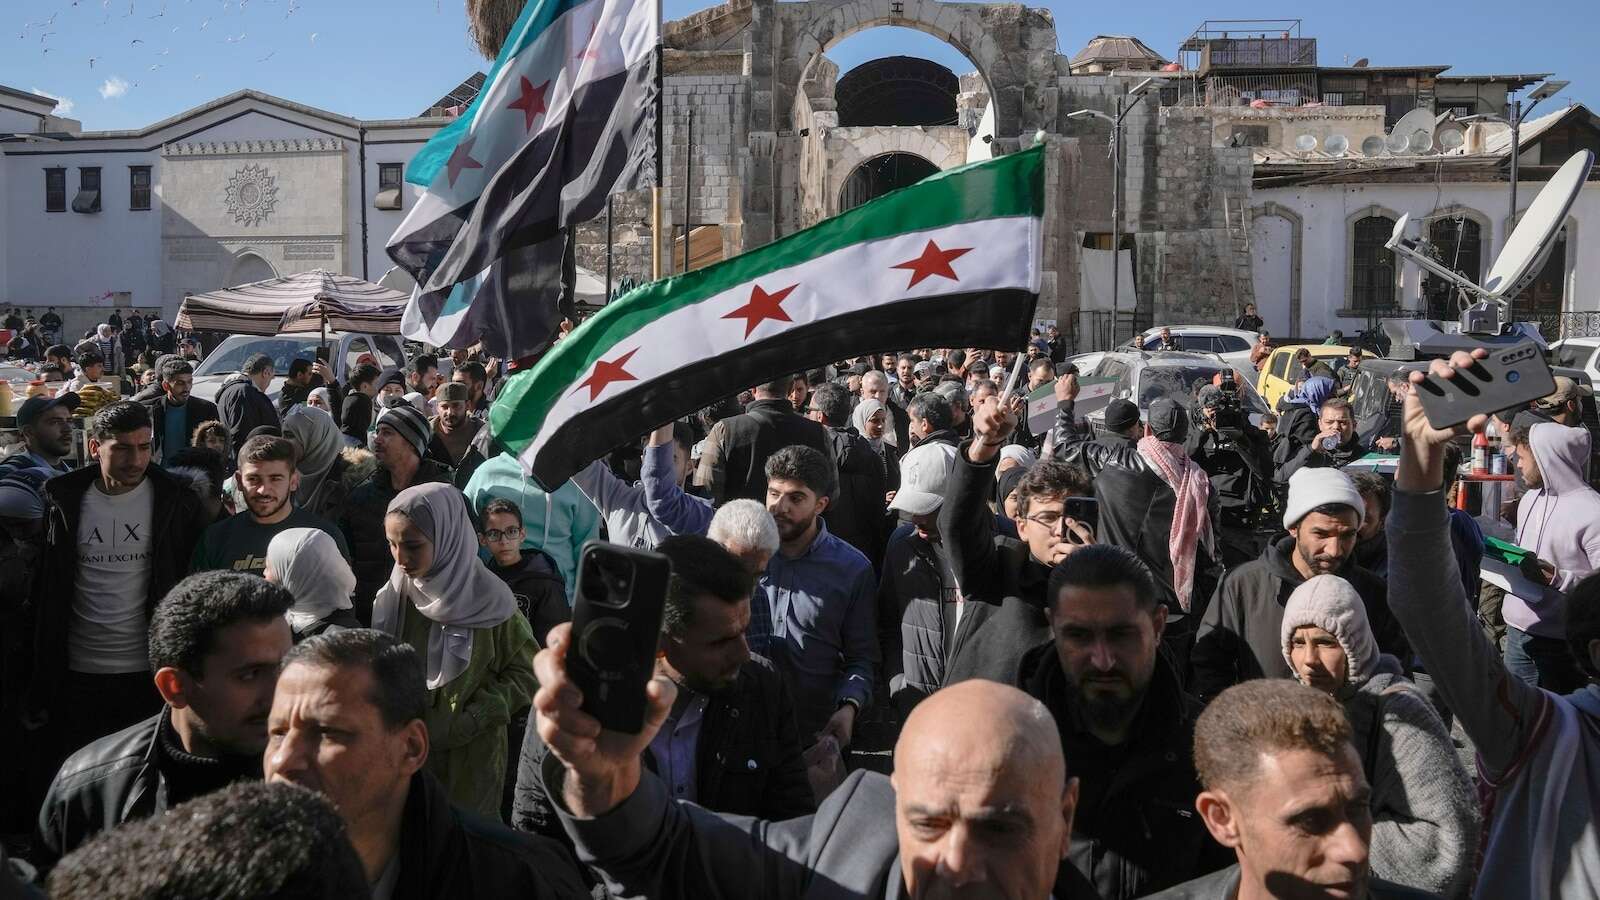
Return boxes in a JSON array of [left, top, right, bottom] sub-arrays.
[[267, 528, 355, 634], [282, 405, 342, 508], [851, 398, 888, 450], [372, 483, 518, 689]]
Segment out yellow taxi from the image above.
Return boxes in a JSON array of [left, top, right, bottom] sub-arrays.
[[1256, 344, 1374, 410]]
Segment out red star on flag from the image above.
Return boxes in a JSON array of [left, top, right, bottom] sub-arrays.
[[722, 283, 799, 338], [444, 137, 484, 188], [573, 347, 640, 401], [574, 21, 599, 61], [891, 240, 972, 288], [506, 76, 551, 132]]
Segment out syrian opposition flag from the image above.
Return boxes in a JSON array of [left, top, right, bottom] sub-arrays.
[[387, 0, 658, 359], [490, 145, 1046, 489]]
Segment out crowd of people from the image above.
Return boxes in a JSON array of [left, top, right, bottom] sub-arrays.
[[1, 310, 1599, 900]]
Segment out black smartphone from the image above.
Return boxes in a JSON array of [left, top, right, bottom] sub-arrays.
[[1062, 496, 1099, 543], [1413, 342, 1556, 430], [567, 541, 673, 734], [315, 345, 331, 363]]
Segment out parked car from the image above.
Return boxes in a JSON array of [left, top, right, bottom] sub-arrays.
[[1083, 349, 1270, 434], [189, 332, 407, 404], [1551, 338, 1600, 384], [1256, 344, 1374, 411], [1131, 325, 1258, 371]]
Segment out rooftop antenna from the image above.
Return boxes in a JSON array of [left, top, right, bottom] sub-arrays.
[[1387, 149, 1594, 334]]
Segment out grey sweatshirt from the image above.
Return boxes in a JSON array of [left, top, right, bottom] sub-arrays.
[[1388, 487, 1600, 899], [1506, 422, 1600, 637]]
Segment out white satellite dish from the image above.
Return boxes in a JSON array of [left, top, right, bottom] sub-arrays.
[[1385, 131, 1410, 153], [1387, 150, 1595, 333], [1361, 135, 1386, 157], [1437, 128, 1465, 151], [1325, 134, 1349, 157], [1410, 129, 1434, 153], [1294, 133, 1318, 153], [1390, 107, 1436, 154]]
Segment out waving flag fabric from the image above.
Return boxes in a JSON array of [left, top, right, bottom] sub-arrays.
[[388, 0, 658, 358], [490, 145, 1046, 489]]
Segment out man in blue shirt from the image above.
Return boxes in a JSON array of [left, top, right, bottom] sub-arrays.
[[759, 445, 878, 749]]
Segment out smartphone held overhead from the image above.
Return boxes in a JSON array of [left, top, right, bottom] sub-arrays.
[[1413, 343, 1555, 430], [567, 541, 673, 734]]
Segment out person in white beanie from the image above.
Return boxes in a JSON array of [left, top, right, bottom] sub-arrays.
[[1281, 575, 1479, 899], [1191, 466, 1407, 702], [880, 442, 960, 717]]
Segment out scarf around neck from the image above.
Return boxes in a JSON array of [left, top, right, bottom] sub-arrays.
[[1136, 435, 1214, 612]]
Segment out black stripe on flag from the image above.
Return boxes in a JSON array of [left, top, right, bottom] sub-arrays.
[[524, 287, 1039, 489]]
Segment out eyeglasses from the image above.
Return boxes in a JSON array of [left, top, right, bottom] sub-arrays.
[[1021, 510, 1075, 531], [481, 527, 524, 543]]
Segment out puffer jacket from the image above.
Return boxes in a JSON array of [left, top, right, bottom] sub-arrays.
[[214, 372, 279, 453], [1505, 422, 1600, 639], [879, 525, 956, 716], [337, 453, 454, 622], [1280, 575, 1479, 899]]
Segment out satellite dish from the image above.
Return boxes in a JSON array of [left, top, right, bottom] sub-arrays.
[[1352, 57, 1370, 68], [1386, 150, 1595, 333], [1294, 134, 1317, 152], [1361, 135, 1386, 157], [1325, 134, 1349, 157], [1410, 129, 1434, 153], [1437, 128, 1465, 151], [1385, 131, 1410, 153], [1483, 149, 1594, 299], [1390, 108, 1436, 155]]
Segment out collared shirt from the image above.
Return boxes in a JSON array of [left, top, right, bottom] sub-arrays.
[[759, 520, 878, 739], [647, 688, 709, 803]]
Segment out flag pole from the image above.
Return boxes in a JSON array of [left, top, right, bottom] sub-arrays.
[[682, 106, 693, 274], [651, 15, 664, 281]]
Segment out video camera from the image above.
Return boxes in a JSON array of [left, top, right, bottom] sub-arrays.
[[1209, 370, 1249, 435]]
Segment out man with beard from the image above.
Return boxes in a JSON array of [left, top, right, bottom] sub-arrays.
[[1278, 396, 1370, 479], [1191, 467, 1404, 702], [2, 393, 79, 476], [1350, 471, 1390, 579], [1020, 544, 1228, 899], [513, 535, 812, 849], [37, 572, 294, 867], [145, 358, 219, 464], [424, 382, 485, 485], [191, 436, 348, 575], [760, 445, 877, 750], [905, 392, 959, 449]]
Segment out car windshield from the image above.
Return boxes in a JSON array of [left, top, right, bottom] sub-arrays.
[[193, 336, 320, 377], [1135, 365, 1269, 415]]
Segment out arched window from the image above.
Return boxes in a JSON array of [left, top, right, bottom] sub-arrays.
[[1424, 216, 1483, 319], [1350, 215, 1397, 312], [1513, 225, 1567, 315]]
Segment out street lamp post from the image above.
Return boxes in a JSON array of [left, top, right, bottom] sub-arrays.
[[1505, 79, 1568, 226], [1068, 77, 1158, 345]]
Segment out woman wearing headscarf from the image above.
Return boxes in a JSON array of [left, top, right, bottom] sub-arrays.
[[148, 318, 175, 354], [340, 388, 373, 449], [265, 528, 359, 641], [852, 398, 900, 494], [282, 405, 349, 520], [1281, 575, 1479, 898], [93, 323, 124, 375], [373, 482, 537, 816]]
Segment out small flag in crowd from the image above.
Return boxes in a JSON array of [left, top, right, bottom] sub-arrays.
[[388, 0, 659, 360], [491, 145, 1047, 489]]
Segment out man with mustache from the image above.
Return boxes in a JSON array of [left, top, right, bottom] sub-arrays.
[[1192, 467, 1404, 703], [37, 572, 294, 867], [1019, 544, 1229, 899]]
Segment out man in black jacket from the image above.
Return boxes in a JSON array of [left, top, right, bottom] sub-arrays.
[[1021, 545, 1228, 900], [881, 442, 961, 717], [1190, 466, 1405, 703], [906, 392, 960, 449], [805, 382, 887, 567], [265, 630, 585, 899], [513, 536, 812, 849], [1187, 385, 1274, 567], [695, 375, 830, 504], [143, 358, 219, 464], [939, 394, 1095, 687], [215, 352, 279, 454], [36, 573, 293, 868], [28, 402, 208, 807], [1277, 395, 1370, 480]]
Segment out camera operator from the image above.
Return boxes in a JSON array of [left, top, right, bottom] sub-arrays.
[[1187, 378, 1274, 568]]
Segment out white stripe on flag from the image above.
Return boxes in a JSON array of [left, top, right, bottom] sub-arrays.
[[518, 215, 1040, 470]]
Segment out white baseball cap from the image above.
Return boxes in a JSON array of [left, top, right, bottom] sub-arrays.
[[890, 443, 959, 516]]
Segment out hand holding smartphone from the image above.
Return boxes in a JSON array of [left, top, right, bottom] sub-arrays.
[[567, 541, 673, 734], [1412, 342, 1555, 431]]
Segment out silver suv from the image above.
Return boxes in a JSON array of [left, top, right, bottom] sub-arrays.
[[1084, 350, 1270, 433], [190, 332, 408, 404]]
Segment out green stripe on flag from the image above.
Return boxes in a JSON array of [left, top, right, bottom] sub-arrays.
[[490, 144, 1045, 448], [407, 0, 591, 187]]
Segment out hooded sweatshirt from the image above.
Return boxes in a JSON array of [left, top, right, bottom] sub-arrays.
[[1505, 423, 1600, 638], [462, 452, 599, 599], [1280, 576, 1479, 899]]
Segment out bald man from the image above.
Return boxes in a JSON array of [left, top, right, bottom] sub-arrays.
[[531, 622, 1095, 899]]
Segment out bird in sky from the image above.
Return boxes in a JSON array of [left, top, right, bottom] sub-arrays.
[[199, 16, 209, 29], [159, 47, 170, 54], [226, 31, 246, 42], [130, 37, 143, 45], [308, 31, 317, 43], [258, 51, 275, 62], [40, 31, 56, 42], [88, 56, 97, 67], [149, 63, 162, 70]]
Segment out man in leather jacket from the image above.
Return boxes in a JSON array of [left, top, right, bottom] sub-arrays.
[[36, 573, 294, 869], [1186, 385, 1274, 567]]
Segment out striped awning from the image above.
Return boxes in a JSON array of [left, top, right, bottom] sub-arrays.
[[175, 269, 409, 335]]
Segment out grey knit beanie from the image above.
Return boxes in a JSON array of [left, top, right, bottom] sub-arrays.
[[376, 404, 429, 460]]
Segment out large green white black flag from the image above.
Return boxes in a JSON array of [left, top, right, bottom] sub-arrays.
[[491, 145, 1046, 489]]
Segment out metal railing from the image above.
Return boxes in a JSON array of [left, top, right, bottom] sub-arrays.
[[1068, 310, 1154, 353], [1524, 311, 1600, 341]]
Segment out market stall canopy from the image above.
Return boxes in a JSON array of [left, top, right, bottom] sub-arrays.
[[176, 269, 409, 335]]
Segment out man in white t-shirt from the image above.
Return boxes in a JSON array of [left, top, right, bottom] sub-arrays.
[[27, 401, 207, 813]]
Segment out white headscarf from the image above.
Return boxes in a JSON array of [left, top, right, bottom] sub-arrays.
[[372, 483, 518, 689], [268, 528, 356, 633], [851, 398, 888, 450], [96, 323, 113, 341], [282, 404, 342, 507]]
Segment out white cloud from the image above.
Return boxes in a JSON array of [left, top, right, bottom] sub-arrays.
[[31, 88, 74, 116], [99, 76, 130, 100]]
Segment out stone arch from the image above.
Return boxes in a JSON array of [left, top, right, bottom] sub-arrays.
[[227, 251, 277, 287], [1343, 204, 1403, 314], [1250, 202, 1302, 334], [829, 131, 966, 215], [776, 0, 1058, 149]]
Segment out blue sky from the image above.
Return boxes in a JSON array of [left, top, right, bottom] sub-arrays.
[[4, 0, 1594, 132]]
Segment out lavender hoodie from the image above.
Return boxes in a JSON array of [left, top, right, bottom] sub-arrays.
[[1505, 423, 1600, 638]]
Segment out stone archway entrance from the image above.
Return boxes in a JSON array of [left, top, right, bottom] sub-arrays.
[[839, 152, 939, 211], [227, 252, 277, 287]]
